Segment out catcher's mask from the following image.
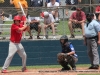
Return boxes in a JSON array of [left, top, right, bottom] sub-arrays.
[[60, 35, 68, 45]]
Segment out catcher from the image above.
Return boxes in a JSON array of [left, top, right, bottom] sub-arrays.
[[57, 35, 78, 71]]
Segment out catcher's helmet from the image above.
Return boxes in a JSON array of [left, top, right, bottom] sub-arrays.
[[60, 35, 68, 44], [14, 16, 21, 21]]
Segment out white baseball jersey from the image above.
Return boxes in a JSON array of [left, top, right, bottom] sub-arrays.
[[47, 2, 59, 7]]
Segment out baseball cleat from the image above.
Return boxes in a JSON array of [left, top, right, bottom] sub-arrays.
[[1, 69, 8, 73], [22, 67, 28, 72]]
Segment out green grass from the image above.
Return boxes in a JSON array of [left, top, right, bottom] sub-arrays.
[[0, 64, 91, 70], [2, 20, 82, 36]]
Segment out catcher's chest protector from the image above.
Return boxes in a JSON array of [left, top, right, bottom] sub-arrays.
[[62, 42, 71, 53]]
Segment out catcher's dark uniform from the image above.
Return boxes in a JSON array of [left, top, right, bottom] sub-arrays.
[[57, 35, 78, 71]]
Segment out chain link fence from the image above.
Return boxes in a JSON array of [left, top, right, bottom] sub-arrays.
[[0, 1, 100, 39]]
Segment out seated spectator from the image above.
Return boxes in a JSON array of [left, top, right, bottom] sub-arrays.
[[27, 17, 42, 39], [30, 0, 43, 7], [47, 0, 59, 22], [42, 11, 56, 39], [95, 13, 100, 23], [68, 8, 86, 38], [45, 0, 61, 6], [65, 0, 81, 15], [95, 1, 100, 13], [65, 0, 81, 5]]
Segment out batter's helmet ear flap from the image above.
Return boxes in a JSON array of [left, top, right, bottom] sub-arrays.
[[14, 16, 21, 21]]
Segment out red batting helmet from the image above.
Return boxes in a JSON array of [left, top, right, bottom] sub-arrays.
[[14, 16, 21, 21]]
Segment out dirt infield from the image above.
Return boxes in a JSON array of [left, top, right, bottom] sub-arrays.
[[0, 67, 100, 75]]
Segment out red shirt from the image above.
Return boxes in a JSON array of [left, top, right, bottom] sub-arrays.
[[10, 23, 23, 43], [70, 11, 86, 21], [95, 6, 100, 13]]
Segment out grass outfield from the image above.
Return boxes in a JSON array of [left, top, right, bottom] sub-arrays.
[[0, 64, 90, 70]]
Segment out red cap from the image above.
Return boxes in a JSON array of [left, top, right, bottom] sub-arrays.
[[40, 12, 44, 18], [14, 16, 21, 21]]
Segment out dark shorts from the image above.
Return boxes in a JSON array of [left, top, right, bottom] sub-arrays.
[[72, 23, 82, 29], [30, 23, 39, 31]]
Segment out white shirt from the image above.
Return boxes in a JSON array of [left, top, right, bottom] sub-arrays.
[[44, 14, 55, 24], [47, 2, 59, 7]]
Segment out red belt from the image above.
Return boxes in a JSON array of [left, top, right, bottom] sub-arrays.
[[11, 40, 20, 43]]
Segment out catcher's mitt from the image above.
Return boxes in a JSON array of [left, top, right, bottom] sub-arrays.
[[0, 0, 4, 3], [57, 53, 65, 61]]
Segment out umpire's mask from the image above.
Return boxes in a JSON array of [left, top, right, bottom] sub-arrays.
[[86, 13, 94, 23], [60, 35, 68, 46]]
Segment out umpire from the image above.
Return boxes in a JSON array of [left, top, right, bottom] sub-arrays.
[[84, 13, 100, 69], [57, 35, 78, 71]]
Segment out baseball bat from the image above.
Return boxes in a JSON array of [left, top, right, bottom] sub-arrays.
[[18, 1, 27, 39], [18, 2, 26, 17]]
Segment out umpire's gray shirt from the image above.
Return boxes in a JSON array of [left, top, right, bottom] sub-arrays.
[[84, 20, 100, 38]]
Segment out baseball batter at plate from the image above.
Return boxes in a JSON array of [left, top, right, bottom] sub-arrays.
[[1, 16, 28, 73]]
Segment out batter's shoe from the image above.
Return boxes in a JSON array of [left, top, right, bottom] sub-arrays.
[[1, 69, 8, 73], [22, 67, 28, 72]]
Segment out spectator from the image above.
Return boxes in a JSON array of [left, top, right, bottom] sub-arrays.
[[42, 11, 56, 39], [47, 0, 59, 22], [45, 0, 61, 6], [27, 17, 42, 39], [0, 9, 4, 35], [96, 13, 100, 23], [84, 13, 100, 69], [65, 0, 81, 5], [95, 1, 100, 13], [30, 0, 43, 7], [68, 8, 86, 38], [65, 0, 81, 15], [10, 0, 28, 15]]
